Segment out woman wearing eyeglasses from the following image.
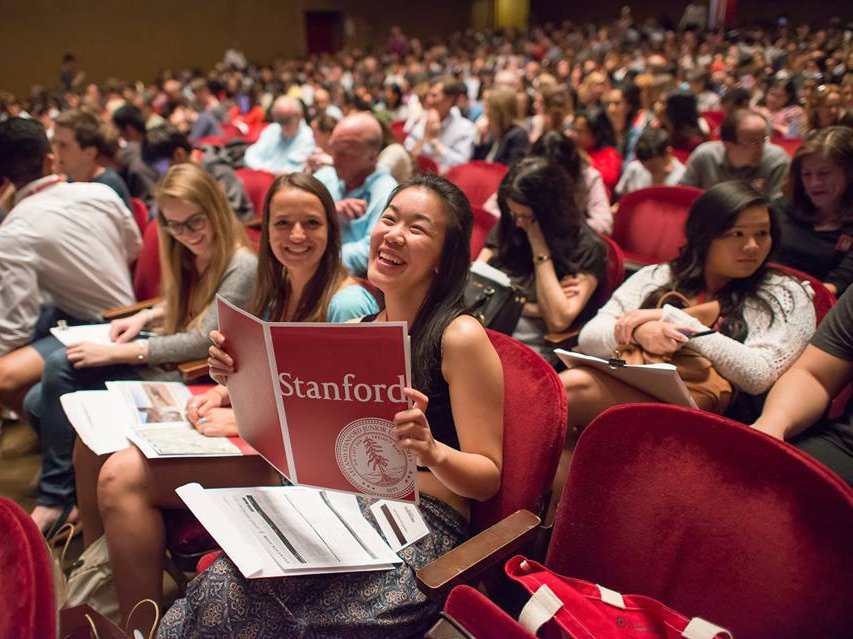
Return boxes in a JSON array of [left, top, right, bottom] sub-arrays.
[[25, 163, 257, 534]]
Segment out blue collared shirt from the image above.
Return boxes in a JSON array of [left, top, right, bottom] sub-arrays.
[[244, 120, 316, 174], [314, 165, 398, 276]]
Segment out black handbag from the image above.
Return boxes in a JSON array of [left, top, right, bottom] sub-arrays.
[[463, 263, 526, 335]]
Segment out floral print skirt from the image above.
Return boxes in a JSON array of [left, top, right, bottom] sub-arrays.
[[157, 494, 469, 639]]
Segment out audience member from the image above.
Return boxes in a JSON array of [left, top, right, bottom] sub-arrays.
[[111, 103, 159, 208], [314, 112, 399, 276], [680, 109, 790, 198], [479, 157, 607, 366], [159, 174, 504, 638], [24, 163, 256, 533], [404, 77, 476, 172], [74, 173, 377, 621], [658, 92, 708, 152], [0, 118, 140, 416], [243, 95, 315, 173], [773, 126, 852, 296], [615, 127, 687, 197], [53, 109, 132, 207], [473, 88, 529, 165], [806, 84, 850, 132], [573, 109, 623, 194], [757, 78, 807, 139], [564, 181, 815, 429]]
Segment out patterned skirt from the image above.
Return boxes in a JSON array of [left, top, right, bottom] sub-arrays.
[[157, 494, 469, 639]]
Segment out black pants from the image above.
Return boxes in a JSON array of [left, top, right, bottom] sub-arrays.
[[791, 419, 853, 486]]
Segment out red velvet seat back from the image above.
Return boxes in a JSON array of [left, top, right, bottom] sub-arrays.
[[472, 331, 568, 530], [235, 168, 277, 220], [130, 197, 149, 234], [612, 186, 703, 267], [443, 585, 535, 639], [415, 154, 440, 175], [470, 205, 498, 260], [770, 263, 836, 325], [134, 220, 162, 300], [772, 137, 803, 158], [445, 160, 509, 209], [389, 120, 407, 143], [590, 233, 626, 311], [547, 404, 853, 639], [0, 498, 57, 639]]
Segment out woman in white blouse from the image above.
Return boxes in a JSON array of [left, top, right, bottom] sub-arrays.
[[563, 180, 816, 430]]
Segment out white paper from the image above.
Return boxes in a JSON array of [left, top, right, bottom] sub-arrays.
[[176, 483, 402, 579], [470, 260, 513, 287], [60, 391, 131, 455], [370, 500, 430, 551], [555, 349, 698, 409], [50, 323, 114, 346]]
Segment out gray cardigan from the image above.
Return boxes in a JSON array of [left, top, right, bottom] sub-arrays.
[[145, 248, 257, 366]]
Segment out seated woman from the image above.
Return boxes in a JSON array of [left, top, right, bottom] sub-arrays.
[[527, 83, 573, 145], [478, 157, 607, 368], [26, 163, 257, 533], [773, 126, 853, 296], [530, 131, 612, 235], [473, 87, 529, 165], [563, 180, 816, 431], [758, 78, 807, 140], [572, 109, 623, 196], [158, 174, 504, 638], [73, 173, 379, 622], [805, 84, 852, 132], [656, 93, 708, 154]]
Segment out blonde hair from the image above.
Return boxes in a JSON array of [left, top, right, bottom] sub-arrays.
[[487, 88, 521, 138], [155, 163, 249, 334]]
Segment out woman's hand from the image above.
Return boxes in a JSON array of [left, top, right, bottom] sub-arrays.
[[186, 387, 227, 425], [560, 275, 584, 299], [109, 312, 148, 343], [66, 342, 122, 369], [190, 407, 238, 438], [207, 330, 235, 385], [393, 388, 444, 468], [613, 309, 664, 345], [632, 321, 690, 355]]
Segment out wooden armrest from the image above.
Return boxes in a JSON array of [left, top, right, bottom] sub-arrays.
[[415, 509, 540, 599], [102, 297, 163, 321], [178, 359, 210, 382]]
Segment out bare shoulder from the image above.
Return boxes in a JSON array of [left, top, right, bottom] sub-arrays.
[[441, 315, 492, 355]]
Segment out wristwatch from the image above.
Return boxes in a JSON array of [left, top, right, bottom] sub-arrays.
[[534, 253, 551, 264]]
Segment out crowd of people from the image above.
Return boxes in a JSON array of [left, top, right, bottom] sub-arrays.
[[1, 7, 852, 637]]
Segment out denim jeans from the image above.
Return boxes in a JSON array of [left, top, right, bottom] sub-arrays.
[[25, 348, 140, 507]]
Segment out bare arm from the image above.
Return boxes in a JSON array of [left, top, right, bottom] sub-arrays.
[[533, 262, 598, 332], [753, 345, 853, 439]]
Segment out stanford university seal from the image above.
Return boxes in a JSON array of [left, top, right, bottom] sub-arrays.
[[334, 417, 415, 499]]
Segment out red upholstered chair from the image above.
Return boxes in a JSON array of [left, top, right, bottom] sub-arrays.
[[0, 497, 57, 639], [389, 120, 407, 143], [701, 110, 725, 138], [415, 154, 440, 175], [445, 160, 509, 209], [193, 135, 226, 147], [235, 168, 276, 219], [132, 220, 162, 301], [438, 584, 535, 639], [772, 137, 803, 158], [470, 205, 498, 260], [612, 185, 703, 270], [129, 197, 149, 234], [770, 263, 836, 324], [546, 403, 853, 639], [671, 148, 691, 164]]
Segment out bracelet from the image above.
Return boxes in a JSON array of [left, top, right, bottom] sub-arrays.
[[136, 341, 146, 362], [533, 253, 551, 264]]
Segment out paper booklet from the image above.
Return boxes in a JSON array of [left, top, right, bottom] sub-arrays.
[[217, 296, 418, 503], [50, 323, 115, 346], [61, 381, 255, 458], [555, 349, 699, 409], [176, 482, 429, 578]]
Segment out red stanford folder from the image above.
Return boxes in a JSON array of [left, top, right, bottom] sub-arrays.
[[217, 296, 417, 503]]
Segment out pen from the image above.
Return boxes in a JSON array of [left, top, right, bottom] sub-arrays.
[[687, 329, 716, 339]]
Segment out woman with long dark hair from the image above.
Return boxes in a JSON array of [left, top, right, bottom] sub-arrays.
[[563, 180, 815, 430], [573, 109, 623, 194], [479, 157, 607, 367], [158, 174, 504, 638]]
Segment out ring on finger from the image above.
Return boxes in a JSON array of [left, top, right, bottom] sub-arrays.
[[198, 417, 207, 425]]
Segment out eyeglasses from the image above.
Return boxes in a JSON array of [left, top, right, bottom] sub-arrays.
[[274, 115, 298, 126], [161, 212, 207, 236], [737, 135, 768, 148]]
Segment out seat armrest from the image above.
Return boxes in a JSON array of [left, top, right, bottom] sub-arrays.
[[415, 509, 540, 599], [102, 297, 163, 321], [544, 328, 580, 348], [178, 359, 210, 382]]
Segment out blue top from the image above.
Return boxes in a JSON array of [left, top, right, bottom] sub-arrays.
[[314, 165, 399, 277], [243, 120, 316, 174], [92, 168, 132, 209], [328, 284, 379, 322]]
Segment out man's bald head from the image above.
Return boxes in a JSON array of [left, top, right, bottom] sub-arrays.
[[329, 113, 384, 190], [331, 112, 383, 150]]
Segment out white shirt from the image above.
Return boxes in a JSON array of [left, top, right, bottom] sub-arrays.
[[0, 176, 141, 355], [404, 106, 476, 172]]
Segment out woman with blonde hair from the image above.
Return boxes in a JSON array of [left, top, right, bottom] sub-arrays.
[[473, 88, 529, 165], [25, 162, 257, 534]]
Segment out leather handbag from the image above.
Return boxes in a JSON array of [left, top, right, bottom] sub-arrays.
[[464, 262, 526, 335], [506, 556, 733, 639]]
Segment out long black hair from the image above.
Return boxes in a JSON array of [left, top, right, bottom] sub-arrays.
[[386, 174, 473, 392], [530, 130, 588, 213], [493, 156, 587, 280], [640, 181, 782, 342]]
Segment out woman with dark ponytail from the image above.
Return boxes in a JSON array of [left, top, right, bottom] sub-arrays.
[[563, 180, 816, 429]]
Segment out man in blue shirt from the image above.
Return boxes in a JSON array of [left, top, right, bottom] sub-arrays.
[[244, 96, 315, 174], [314, 113, 398, 276]]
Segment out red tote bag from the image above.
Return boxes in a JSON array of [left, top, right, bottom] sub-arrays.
[[506, 556, 733, 639]]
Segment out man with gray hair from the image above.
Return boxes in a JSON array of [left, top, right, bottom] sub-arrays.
[[314, 113, 398, 276], [244, 96, 315, 174]]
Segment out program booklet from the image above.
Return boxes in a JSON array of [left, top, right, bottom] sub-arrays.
[[217, 296, 418, 503]]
